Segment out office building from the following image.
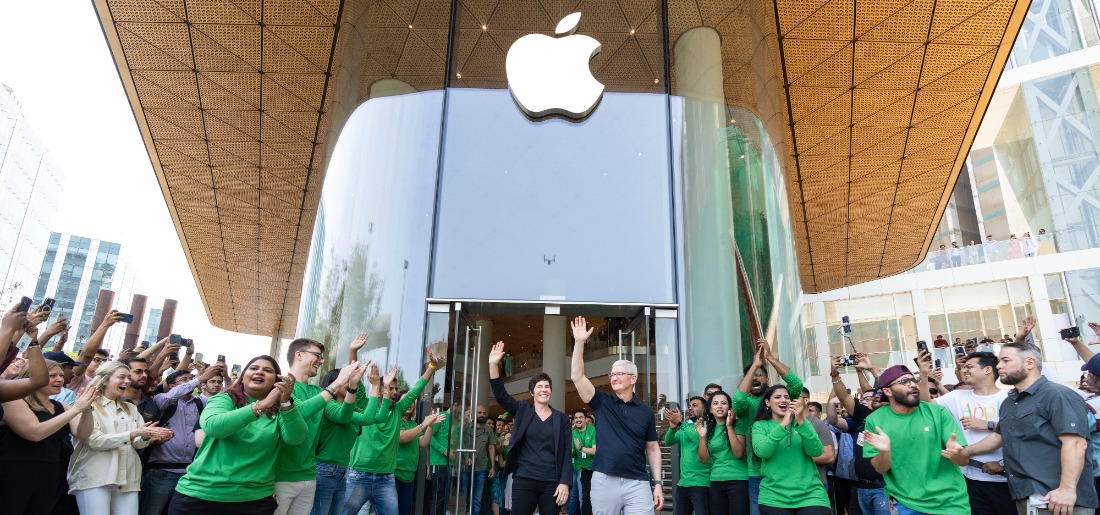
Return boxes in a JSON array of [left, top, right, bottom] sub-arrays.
[[143, 307, 162, 344], [0, 84, 65, 305]]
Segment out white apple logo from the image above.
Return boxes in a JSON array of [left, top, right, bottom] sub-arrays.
[[506, 12, 604, 120]]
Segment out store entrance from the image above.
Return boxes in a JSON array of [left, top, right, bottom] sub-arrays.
[[419, 301, 680, 515]]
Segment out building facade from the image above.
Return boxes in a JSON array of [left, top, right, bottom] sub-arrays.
[[805, 0, 1100, 391], [142, 307, 162, 345], [0, 84, 65, 306]]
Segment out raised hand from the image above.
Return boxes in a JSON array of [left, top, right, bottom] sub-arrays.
[[780, 399, 795, 427], [1089, 322, 1100, 342], [367, 363, 381, 385], [1018, 316, 1037, 340], [336, 361, 360, 387], [426, 348, 446, 370], [100, 310, 122, 329], [278, 374, 296, 403], [383, 365, 398, 388], [752, 344, 765, 366], [792, 398, 806, 424], [931, 368, 944, 382], [571, 316, 594, 342], [664, 407, 683, 427], [862, 427, 891, 453], [73, 387, 98, 412], [350, 333, 369, 352], [855, 353, 873, 370], [830, 355, 842, 374], [489, 341, 505, 366], [1, 303, 29, 332], [350, 361, 370, 384], [695, 420, 707, 438], [916, 350, 933, 375]]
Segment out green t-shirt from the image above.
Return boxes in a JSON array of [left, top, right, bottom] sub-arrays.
[[428, 415, 452, 466], [175, 393, 307, 502], [572, 425, 595, 471], [863, 402, 971, 515], [273, 382, 344, 481], [751, 419, 829, 509], [707, 425, 748, 481], [732, 370, 803, 476], [349, 377, 427, 473], [664, 423, 711, 487], [395, 418, 421, 483], [315, 396, 390, 466]]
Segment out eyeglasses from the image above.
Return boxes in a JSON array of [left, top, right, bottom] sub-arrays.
[[298, 350, 324, 360], [608, 372, 635, 378], [890, 378, 917, 387]]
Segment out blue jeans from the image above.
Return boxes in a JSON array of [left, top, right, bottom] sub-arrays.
[[567, 470, 582, 515], [313, 462, 348, 515], [895, 502, 927, 515], [396, 480, 414, 515], [140, 468, 184, 515], [748, 476, 761, 515], [343, 471, 397, 515], [459, 470, 487, 515], [856, 487, 891, 515]]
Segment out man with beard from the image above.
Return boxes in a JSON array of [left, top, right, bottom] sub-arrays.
[[920, 350, 1011, 515], [827, 356, 890, 515], [569, 409, 596, 515], [958, 341, 1098, 515], [733, 339, 802, 515], [120, 357, 160, 422], [664, 396, 711, 515], [860, 365, 970, 515]]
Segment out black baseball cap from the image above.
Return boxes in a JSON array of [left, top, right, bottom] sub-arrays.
[[43, 351, 86, 366]]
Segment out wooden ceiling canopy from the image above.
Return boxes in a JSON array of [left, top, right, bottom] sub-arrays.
[[93, 0, 1028, 334]]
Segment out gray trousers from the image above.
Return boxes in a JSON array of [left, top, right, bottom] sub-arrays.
[[591, 471, 654, 515], [1014, 499, 1094, 515]]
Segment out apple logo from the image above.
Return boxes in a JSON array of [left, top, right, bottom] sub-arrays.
[[506, 12, 604, 120]]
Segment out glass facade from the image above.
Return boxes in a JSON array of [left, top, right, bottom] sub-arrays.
[[32, 233, 124, 349]]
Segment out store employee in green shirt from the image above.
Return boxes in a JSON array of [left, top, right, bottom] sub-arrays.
[[396, 394, 444, 515], [272, 337, 367, 515], [423, 402, 455, 515], [169, 355, 307, 514], [342, 349, 446, 515], [861, 365, 971, 515], [569, 408, 596, 515], [665, 396, 712, 515], [732, 340, 802, 515], [749, 385, 829, 515]]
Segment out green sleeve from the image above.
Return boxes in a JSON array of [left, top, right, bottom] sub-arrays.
[[200, 394, 262, 439], [350, 398, 391, 426], [278, 405, 308, 446], [751, 421, 787, 459], [430, 417, 451, 456], [796, 421, 823, 458], [731, 389, 753, 418], [324, 398, 354, 424], [296, 390, 329, 419], [663, 425, 679, 446], [395, 377, 428, 413], [782, 370, 803, 398]]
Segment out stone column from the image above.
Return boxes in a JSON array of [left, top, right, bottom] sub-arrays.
[[543, 315, 566, 409], [122, 294, 147, 350], [89, 289, 115, 331], [156, 299, 177, 341]]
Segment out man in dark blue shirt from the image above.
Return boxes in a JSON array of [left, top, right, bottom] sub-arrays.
[[569, 316, 662, 515]]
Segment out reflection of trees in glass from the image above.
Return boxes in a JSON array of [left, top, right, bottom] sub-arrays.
[[336, 243, 386, 361], [306, 260, 347, 353]]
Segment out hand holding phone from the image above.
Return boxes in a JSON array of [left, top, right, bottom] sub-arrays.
[[16, 296, 32, 313], [170, 334, 182, 344], [117, 313, 134, 324], [1060, 326, 1081, 340], [217, 354, 226, 363]]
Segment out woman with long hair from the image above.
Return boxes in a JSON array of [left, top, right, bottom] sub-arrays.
[[488, 341, 572, 515], [169, 355, 306, 515], [749, 385, 829, 515], [697, 390, 748, 515], [68, 361, 173, 514], [0, 359, 97, 514]]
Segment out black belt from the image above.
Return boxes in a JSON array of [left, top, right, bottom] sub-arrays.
[[146, 462, 191, 469]]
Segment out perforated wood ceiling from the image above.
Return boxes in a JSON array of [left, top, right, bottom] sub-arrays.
[[94, 0, 1027, 334]]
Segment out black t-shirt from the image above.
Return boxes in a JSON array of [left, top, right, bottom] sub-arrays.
[[588, 389, 659, 481], [0, 400, 71, 463], [845, 403, 885, 486], [515, 414, 559, 482]]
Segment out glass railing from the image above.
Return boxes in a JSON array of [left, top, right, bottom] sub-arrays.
[[911, 233, 1059, 272]]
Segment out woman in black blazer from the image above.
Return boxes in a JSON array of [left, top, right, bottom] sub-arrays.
[[488, 341, 573, 515]]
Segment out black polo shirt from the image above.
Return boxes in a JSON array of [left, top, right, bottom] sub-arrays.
[[995, 376, 1098, 507], [588, 389, 658, 481]]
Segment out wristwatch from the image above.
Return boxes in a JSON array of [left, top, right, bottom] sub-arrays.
[[651, 479, 663, 488], [986, 420, 995, 431]]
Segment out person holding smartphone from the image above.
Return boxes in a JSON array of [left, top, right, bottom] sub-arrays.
[[169, 355, 306, 514], [489, 341, 572, 515], [68, 361, 173, 514]]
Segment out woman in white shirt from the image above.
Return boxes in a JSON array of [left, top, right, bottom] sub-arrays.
[[67, 360, 173, 514]]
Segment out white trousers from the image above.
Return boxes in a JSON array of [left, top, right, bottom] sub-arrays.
[[274, 479, 318, 515], [74, 487, 139, 515]]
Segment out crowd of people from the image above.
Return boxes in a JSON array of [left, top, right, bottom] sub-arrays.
[[928, 230, 1056, 270], [5, 292, 1100, 515]]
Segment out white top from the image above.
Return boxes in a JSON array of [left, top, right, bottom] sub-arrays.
[[67, 396, 150, 493], [935, 388, 1009, 482]]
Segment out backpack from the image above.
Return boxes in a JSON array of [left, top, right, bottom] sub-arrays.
[[156, 396, 206, 431]]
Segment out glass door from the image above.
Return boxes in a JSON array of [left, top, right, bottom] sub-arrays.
[[448, 307, 484, 515]]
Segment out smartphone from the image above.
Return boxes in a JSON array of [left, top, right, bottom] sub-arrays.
[[955, 346, 966, 356], [16, 296, 32, 313], [217, 355, 226, 363], [41, 298, 56, 313], [181, 338, 193, 348], [916, 340, 928, 353], [935, 358, 943, 368], [1060, 326, 1081, 339], [231, 364, 241, 375], [195, 352, 204, 363], [57, 314, 69, 327], [667, 401, 681, 412], [118, 313, 134, 324], [170, 334, 183, 344]]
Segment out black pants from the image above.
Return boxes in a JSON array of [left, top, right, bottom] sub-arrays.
[[828, 477, 856, 515], [674, 485, 709, 515], [578, 468, 593, 515], [965, 477, 1016, 515], [511, 476, 560, 515], [709, 480, 749, 515], [167, 492, 277, 515], [430, 465, 452, 515], [0, 460, 60, 515], [758, 506, 831, 515]]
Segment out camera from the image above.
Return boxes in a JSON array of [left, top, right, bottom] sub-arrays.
[[1060, 326, 1081, 339], [839, 354, 857, 367]]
